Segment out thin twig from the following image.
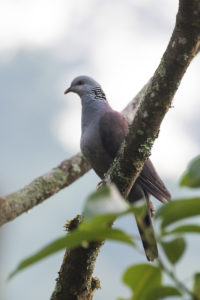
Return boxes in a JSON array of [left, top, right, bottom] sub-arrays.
[[157, 257, 199, 300]]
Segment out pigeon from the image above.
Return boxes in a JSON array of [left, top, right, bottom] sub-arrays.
[[64, 75, 171, 261]]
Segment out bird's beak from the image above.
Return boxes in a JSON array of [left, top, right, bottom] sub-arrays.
[[64, 87, 72, 95]]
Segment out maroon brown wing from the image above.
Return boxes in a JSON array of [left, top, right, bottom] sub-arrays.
[[99, 110, 129, 159]]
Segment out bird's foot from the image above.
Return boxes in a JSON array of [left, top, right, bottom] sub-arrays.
[[96, 173, 110, 189], [96, 180, 104, 189]]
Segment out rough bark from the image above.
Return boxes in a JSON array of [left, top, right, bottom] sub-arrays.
[[51, 215, 102, 300]]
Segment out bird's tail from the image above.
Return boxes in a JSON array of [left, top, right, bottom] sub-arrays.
[[135, 210, 158, 261], [128, 185, 158, 261]]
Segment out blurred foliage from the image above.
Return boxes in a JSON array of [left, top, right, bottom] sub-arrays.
[[120, 263, 181, 300], [180, 156, 200, 188], [9, 156, 200, 299], [193, 273, 200, 298], [160, 237, 186, 265], [155, 197, 200, 229]]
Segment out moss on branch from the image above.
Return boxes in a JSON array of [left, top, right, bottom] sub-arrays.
[[0, 153, 91, 226], [50, 215, 102, 300]]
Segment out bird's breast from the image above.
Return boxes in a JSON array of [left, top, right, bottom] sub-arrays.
[[80, 124, 113, 178]]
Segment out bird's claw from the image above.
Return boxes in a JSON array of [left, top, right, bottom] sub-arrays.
[[96, 173, 109, 189]]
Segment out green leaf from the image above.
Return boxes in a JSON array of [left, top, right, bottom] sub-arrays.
[[9, 184, 147, 280], [146, 286, 181, 300], [180, 155, 200, 188], [164, 224, 200, 235], [81, 184, 146, 232], [80, 206, 146, 232], [9, 227, 135, 279], [83, 184, 145, 221], [155, 198, 200, 229], [160, 237, 186, 264], [123, 264, 162, 300], [84, 184, 128, 220], [193, 273, 200, 299]]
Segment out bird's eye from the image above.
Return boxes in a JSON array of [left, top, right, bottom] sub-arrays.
[[77, 80, 84, 85]]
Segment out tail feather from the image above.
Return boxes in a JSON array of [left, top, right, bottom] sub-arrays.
[[127, 159, 171, 261], [135, 210, 158, 261], [128, 184, 158, 261], [138, 177, 170, 203]]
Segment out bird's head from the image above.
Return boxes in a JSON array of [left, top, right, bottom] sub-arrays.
[[64, 75, 101, 96]]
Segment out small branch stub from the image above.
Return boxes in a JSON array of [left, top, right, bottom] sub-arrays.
[[51, 215, 102, 300]]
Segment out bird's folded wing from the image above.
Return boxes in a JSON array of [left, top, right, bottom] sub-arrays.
[[99, 110, 129, 159]]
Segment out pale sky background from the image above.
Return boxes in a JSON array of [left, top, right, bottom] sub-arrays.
[[0, 1, 200, 300]]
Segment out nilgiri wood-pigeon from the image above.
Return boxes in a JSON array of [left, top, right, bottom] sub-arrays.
[[64, 75, 171, 261]]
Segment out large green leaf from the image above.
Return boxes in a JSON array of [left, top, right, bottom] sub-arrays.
[[123, 264, 162, 300], [155, 198, 200, 229], [9, 184, 145, 279], [180, 156, 200, 188], [164, 224, 200, 235], [84, 184, 128, 219], [81, 187, 146, 231], [146, 286, 181, 300], [83, 184, 146, 221], [9, 227, 135, 279], [160, 237, 186, 264]]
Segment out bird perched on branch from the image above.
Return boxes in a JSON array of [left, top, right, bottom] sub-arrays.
[[64, 75, 171, 261]]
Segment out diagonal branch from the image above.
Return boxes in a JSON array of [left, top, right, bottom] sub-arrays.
[[107, 0, 200, 197]]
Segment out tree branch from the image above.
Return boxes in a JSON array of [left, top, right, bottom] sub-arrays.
[[0, 84, 147, 227], [0, 153, 90, 226], [107, 0, 200, 198]]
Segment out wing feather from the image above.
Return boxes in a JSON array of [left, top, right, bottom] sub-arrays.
[[99, 110, 129, 159], [138, 159, 171, 202]]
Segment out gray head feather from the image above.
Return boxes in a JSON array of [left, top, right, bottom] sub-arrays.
[[64, 76, 100, 94], [64, 75, 107, 102]]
